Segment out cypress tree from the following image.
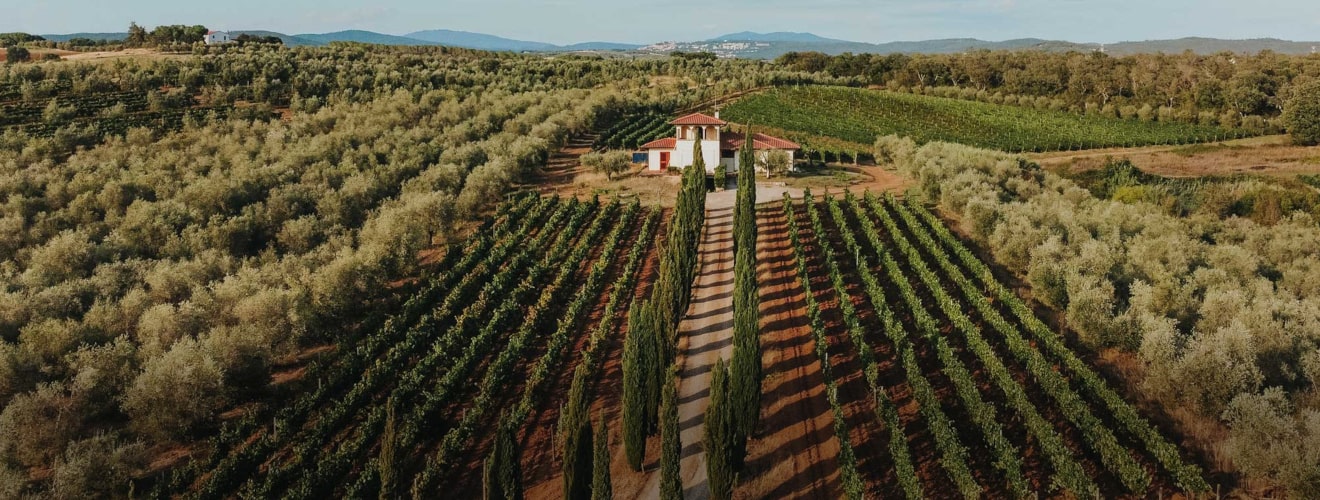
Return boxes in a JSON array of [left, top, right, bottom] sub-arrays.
[[705, 359, 736, 500], [592, 419, 613, 500], [729, 127, 761, 464], [659, 370, 682, 500], [621, 301, 651, 471], [563, 412, 594, 500], [483, 423, 523, 500], [560, 357, 595, 499]]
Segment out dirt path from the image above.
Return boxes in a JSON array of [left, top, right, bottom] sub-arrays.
[[1029, 135, 1320, 177], [635, 183, 807, 499], [736, 204, 842, 499], [639, 199, 736, 500]]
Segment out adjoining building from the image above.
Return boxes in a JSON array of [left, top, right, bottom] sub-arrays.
[[640, 112, 800, 174], [204, 31, 233, 45]]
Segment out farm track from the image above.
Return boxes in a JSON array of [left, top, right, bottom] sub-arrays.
[[637, 203, 737, 500]]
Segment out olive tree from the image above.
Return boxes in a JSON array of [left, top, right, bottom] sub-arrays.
[[758, 150, 792, 178], [581, 151, 633, 181], [1222, 389, 1320, 499], [49, 434, 147, 499], [0, 382, 85, 467], [122, 338, 224, 440]]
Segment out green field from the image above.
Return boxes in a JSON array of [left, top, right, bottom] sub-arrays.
[[723, 86, 1247, 153]]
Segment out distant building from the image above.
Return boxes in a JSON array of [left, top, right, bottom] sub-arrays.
[[204, 31, 232, 45], [639, 112, 800, 174]]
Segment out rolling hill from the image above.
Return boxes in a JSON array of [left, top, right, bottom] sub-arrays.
[[31, 28, 1320, 58]]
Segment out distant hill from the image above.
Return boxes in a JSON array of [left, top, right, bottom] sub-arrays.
[[295, 30, 441, 46], [561, 41, 645, 51], [642, 32, 1319, 58], [31, 29, 1320, 58], [707, 32, 845, 44], [404, 29, 556, 51], [1102, 37, 1320, 56], [40, 32, 128, 42]]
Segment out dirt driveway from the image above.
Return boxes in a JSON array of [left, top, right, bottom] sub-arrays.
[[637, 182, 805, 499]]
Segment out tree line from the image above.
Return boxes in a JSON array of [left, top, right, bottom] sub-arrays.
[[776, 49, 1320, 130]]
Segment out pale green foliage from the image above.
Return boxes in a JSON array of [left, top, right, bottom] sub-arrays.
[[21, 230, 95, 287], [0, 382, 84, 467], [758, 149, 791, 178], [121, 338, 223, 439], [1223, 389, 1320, 499], [581, 150, 633, 180], [67, 337, 138, 411], [873, 134, 916, 167], [49, 434, 147, 500], [0, 464, 23, 499], [17, 318, 82, 366]]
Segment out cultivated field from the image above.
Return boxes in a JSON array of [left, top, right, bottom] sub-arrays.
[[724, 86, 1247, 153], [163, 194, 661, 498], [763, 191, 1209, 498], [3, 39, 1319, 499]]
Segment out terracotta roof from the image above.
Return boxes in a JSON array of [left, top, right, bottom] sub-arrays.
[[639, 137, 677, 149], [670, 113, 727, 126], [720, 131, 801, 151]]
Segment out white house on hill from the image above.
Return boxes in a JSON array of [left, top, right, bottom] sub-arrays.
[[640, 112, 800, 174], [204, 31, 232, 45]]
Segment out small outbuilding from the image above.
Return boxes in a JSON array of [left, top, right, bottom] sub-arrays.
[[204, 31, 232, 45]]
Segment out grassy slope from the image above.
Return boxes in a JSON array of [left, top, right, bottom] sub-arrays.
[[724, 86, 1244, 153]]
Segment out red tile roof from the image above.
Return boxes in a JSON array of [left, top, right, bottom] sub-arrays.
[[670, 113, 727, 126], [720, 131, 801, 151], [639, 137, 677, 149]]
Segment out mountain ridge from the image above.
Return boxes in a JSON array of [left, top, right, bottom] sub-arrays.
[[31, 29, 1320, 57]]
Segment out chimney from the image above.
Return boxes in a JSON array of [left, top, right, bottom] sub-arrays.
[[715, 110, 720, 120]]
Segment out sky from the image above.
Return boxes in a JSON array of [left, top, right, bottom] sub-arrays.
[[6, 0, 1320, 45]]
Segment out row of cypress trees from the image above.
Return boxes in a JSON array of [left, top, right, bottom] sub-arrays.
[[705, 130, 764, 498], [622, 138, 709, 474]]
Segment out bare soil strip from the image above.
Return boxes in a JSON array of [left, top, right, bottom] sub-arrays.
[[736, 204, 843, 499]]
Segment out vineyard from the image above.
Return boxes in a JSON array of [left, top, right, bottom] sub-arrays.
[[774, 190, 1208, 498], [149, 193, 661, 498], [0, 88, 242, 138], [594, 113, 673, 150], [724, 86, 1248, 153]]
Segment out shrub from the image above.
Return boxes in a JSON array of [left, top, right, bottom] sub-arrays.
[[1222, 388, 1320, 499], [873, 134, 916, 167], [0, 382, 84, 467], [121, 338, 224, 440], [49, 434, 147, 499], [1283, 80, 1320, 146], [5, 46, 30, 63]]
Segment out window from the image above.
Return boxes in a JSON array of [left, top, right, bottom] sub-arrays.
[[721, 149, 735, 158]]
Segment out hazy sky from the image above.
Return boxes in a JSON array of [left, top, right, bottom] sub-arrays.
[[7, 0, 1320, 44]]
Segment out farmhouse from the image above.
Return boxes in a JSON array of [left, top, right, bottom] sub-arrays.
[[204, 31, 232, 45], [640, 112, 800, 174]]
